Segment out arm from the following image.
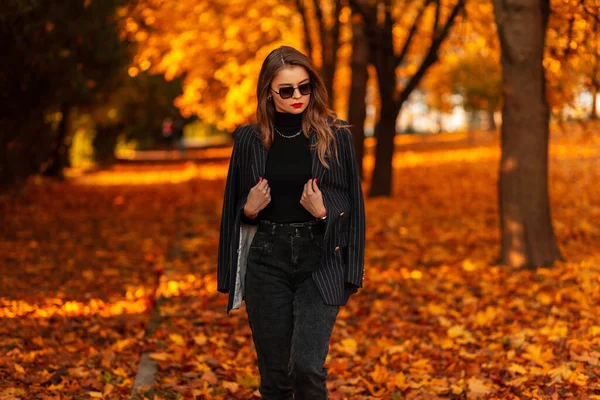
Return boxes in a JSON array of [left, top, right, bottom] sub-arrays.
[[341, 125, 366, 288], [217, 128, 244, 293]]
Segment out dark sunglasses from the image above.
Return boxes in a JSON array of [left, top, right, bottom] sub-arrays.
[[271, 82, 312, 99]]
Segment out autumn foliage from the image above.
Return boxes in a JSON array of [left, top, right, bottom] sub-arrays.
[[0, 126, 599, 399]]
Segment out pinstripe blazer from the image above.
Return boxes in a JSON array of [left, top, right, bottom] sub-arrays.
[[217, 122, 366, 313]]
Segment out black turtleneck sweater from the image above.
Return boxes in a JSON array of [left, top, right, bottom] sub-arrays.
[[258, 111, 314, 223]]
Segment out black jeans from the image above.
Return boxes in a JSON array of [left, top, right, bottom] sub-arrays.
[[245, 220, 339, 400]]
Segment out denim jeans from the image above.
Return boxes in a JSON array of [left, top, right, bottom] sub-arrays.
[[245, 220, 339, 400]]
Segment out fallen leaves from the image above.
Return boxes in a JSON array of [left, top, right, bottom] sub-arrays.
[[1, 131, 600, 399]]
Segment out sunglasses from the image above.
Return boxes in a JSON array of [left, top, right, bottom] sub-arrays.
[[271, 82, 312, 99]]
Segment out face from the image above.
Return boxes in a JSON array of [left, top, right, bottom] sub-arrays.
[[269, 66, 311, 114]]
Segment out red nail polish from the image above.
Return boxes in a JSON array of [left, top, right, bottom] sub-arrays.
[[259, 176, 262, 182], [314, 178, 318, 183]]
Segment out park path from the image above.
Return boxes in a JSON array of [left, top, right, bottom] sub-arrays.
[[1, 134, 600, 399]]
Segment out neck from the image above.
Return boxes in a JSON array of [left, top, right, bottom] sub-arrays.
[[274, 110, 304, 132]]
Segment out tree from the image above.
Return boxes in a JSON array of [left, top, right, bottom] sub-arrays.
[[492, 0, 563, 268], [347, 9, 370, 178], [0, 0, 132, 185], [128, 0, 302, 131], [294, 0, 343, 106], [350, 0, 466, 197], [89, 71, 185, 165]]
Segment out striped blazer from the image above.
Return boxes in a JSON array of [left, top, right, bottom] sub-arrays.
[[217, 122, 366, 313]]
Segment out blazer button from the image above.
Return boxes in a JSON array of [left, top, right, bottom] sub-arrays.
[[340, 212, 344, 216], [335, 246, 340, 252]]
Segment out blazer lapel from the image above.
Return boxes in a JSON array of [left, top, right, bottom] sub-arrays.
[[251, 136, 267, 182], [310, 130, 326, 181]]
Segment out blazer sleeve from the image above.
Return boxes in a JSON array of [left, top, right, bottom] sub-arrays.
[[217, 128, 245, 294], [340, 125, 366, 288]]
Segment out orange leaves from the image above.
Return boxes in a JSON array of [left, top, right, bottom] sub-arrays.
[[338, 338, 358, 356], [2, 131, 600, 398]]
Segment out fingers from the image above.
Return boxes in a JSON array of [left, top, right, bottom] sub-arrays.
[[305, 179, 314, 194], [311, 178, 320, 193], [257, 177, 268, 188]]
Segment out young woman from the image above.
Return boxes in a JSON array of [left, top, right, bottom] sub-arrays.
[[217, 46, 366, 400]]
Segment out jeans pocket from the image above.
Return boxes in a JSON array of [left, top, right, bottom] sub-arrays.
[[249, 231, 269, 250]]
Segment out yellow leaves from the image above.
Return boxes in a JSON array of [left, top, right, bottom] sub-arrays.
[[474, 306, 498, 327], [522, 345, 554, 369], [447, 325, 475, 344], [222, 381, 239, 393], [128, 67, 139, 77], [391, 372, 408, 391], [462, 259, 478, 271], [113, 338, 135, 352], [369, 364, 389, 384], [508, 363, 527, 375], [13, 363, 25, 374], [169, 333, 186, 346], [193, 333, 207, 346], [339, 338, 358, 355], [536, 292, 553, 305], [467, 377, 493, 396], [149, 352, 170, 361], [409, 359, 434, 375]]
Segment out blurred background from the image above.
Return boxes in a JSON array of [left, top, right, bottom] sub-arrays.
[[2, 0, 597, 187]]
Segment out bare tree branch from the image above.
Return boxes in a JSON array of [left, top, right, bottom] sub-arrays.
[[394, 0, 431, 68], [396, 0, 465, 103], [433, 0, 441, 36]]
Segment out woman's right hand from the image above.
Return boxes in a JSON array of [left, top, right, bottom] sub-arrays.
[[243, 177, 270, 219]]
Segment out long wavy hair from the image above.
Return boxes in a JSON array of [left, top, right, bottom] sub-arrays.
[[256, 46, 344, 168]]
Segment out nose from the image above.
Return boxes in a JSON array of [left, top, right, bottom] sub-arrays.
[[292, 87, 303, 99]]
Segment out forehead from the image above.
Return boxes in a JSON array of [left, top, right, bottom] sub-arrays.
[[272, 66, 310, 86]]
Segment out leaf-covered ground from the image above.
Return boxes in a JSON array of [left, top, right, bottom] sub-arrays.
[[1, 131, 600, 399]]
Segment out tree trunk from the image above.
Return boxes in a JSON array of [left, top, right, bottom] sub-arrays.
[[93, 123, 123, 167], [369, 99, 399, 197], [355, 0, 464, 197], [347, 12, 369, 179], [367, 6, 398, 197], [43, 103, 72, 179], [316, 0, 341, 107], [493, 0, 563, 268]]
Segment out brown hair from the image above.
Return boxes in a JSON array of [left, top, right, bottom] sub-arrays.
[[256, 46, 344, 168]]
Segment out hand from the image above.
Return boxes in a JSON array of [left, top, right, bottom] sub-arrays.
[[244, 177, 271, 219], [300, 178, 326, 218]]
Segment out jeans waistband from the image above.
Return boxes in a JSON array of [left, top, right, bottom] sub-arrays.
[[257, 219, 325, 236]]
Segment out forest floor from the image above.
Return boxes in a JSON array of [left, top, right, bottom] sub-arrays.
[[1, 125, 600, 399]]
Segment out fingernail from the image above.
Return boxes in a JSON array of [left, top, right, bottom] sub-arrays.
[[314, 178, 318, 183], [259, 176, 262, 182]]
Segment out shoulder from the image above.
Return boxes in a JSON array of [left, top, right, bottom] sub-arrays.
[[233, 124, 261, 143], [329, 119, 352, 144]]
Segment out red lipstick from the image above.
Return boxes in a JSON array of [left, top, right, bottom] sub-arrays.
[[291, 103, 303, 108]]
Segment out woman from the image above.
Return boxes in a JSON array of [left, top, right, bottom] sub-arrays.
[[217, 46, 365, 400]]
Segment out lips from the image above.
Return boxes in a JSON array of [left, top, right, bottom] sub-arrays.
[[291, 103, 303, 108]]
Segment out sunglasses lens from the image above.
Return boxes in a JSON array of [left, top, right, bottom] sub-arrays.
[[299, 83, 312, 95], [279, 87, 294, 99]]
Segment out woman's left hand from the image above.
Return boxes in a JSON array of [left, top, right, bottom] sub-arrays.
[[300, 178, 327, 218]]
